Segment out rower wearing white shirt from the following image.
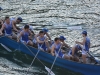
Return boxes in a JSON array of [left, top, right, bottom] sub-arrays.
[[33, 28, 51, 45], [37, 31, 50, 52], [10, 17, 23, 30], [0, 16, 18, 39], [21, 24, 35, 35]]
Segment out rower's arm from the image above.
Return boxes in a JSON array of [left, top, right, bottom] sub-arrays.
[[51, 45, 55, 56], [63, 42, 70, 48], [76, 37, 86, 45], [12, 21, 18, 32], [31, 31, 35, 35], [17, 32, 23, 42], [46, 33, 51, 41], [30, 26, 35, 35], [71, 46, 76, 56], [37, 37, 45, 43], [29, 30, 32, 36], [0, 24, 5, 35], [0, 20, 3, 25], [29, 30, 33, 39]]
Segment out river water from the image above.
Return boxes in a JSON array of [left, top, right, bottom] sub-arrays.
[[0, 0, 100, 75]]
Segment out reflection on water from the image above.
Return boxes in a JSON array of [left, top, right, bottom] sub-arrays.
[[0, 0, 100, 75]]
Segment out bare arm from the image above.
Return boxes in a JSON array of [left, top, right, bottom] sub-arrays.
[[0, 24, 5, 35], [17, 32, 23, 42], [51, 45, 55, 56], [35, 34, 39, 39], [12, 21, 18, 32], [29, 30, 32, 36], [71, 46, 76, 56], [62, 41, 70, 48], [76, 37, 86, 45], [45, 33, 51, 40], [0, 20, 3, 25], [37, 37, 45, 43]]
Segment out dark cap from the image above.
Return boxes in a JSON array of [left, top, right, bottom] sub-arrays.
[[42, 28, 48, 32], [82, 31, 87, 35], [17, 17, 22, 22], [59, 36, 66, 40]]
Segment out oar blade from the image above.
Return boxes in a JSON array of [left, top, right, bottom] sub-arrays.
[[67, 26, 82, 30], [45, 66, 55, 75], [0, 43, 12, 52]]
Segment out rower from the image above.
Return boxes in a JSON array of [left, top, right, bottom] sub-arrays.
[[17, 25, 33, 46], [10, 17, 23, 30], [42, 28, 51, 41], [59, 36, 70, 48], [37, 31, 50, 52], [0, 16, 18, 39], [21, 24, 35, 36], [51, 37, 70, 60], [68, 44, 82, 61], [33, 28, 51, 45], [75, 31, 90, 63]]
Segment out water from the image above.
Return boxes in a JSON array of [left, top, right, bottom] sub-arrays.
[[0, 0, 100, 75]]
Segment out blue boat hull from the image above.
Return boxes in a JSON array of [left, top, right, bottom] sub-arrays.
[[0, 37, 100, 75]]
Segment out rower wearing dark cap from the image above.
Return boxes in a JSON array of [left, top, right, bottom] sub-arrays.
[[11, 17, 23, 30], [33, 28, 51, 45], [75, 31, 90, 63], [59, 36, 70, 48]]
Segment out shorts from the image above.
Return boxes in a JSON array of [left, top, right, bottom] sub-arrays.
[[82, 49, 88, 55], [55, 51, 64, 58], [33, 38, 37, 44], [5, 33, 12, 36], [38, 43, 47, 51], [21, 40, 30, 44]]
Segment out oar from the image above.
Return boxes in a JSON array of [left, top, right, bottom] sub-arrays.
[[48, 45, 62, 75], [94, 55, 100, 57], [26, 44, 43, 75], [87, 51, 100, 64], [21, 43, 55, 75], [66, 26, 82, 30], [0, 43, 12, 52], [33, 26, 82, 30]]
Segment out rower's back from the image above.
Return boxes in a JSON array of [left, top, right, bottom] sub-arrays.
[[83, 36, 90, 51]]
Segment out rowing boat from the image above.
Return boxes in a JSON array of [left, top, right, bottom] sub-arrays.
[[0, 36, 100, 75]]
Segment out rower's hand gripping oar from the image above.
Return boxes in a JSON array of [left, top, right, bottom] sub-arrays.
[[48, 45, 62, 75], [21, 43, 55, 75]]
